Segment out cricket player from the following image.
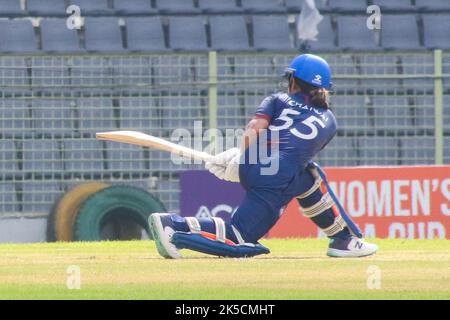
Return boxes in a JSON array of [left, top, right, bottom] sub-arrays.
[[149, 54, 378, 259]]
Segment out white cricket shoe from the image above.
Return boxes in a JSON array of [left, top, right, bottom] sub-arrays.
[[148, 213, 182, 259], [327, 236, 378, 258]]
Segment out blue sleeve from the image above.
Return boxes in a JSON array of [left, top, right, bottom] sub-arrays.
[[254, 95, 277, 121]]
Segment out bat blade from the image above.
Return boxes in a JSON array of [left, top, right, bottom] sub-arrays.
[[96, 130, 215, 163]]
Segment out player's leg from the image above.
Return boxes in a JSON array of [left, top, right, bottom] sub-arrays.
[[295, 166, 378, 258], [149, 211, 270, 259]]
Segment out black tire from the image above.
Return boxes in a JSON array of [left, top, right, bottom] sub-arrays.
[[74, 185, 166, 241]]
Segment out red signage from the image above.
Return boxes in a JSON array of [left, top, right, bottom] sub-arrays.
[[268, 166, 450, 239]]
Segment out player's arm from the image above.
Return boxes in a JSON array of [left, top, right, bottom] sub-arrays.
[[241, 116, 270, 151]]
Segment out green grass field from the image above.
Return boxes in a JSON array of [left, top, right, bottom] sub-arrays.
[[0, 239, 449, 300]]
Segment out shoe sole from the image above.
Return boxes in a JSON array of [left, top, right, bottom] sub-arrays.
[[148, 214, 174, 259], [327, 247, 378, 258]]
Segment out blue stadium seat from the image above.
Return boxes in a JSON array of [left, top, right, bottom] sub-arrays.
[[160, 95, 206, 130], [338, 16, 379, 51], [63, 139, 104, 172], [240, 0, 286, 13], [126, 17, 166, 52], [319, 136, 359, 166], [68, 0, 112, 15], [381, 15, 420, 50], [114, 0, 156, 14], [32, 57, 71, 88], [416, 0, 450, 11], [329, 0, 368, 12], [306, 15, 336, 51], [70, 56, 113, 88], [169, 16, 207, 51], [40, 19, 81, 52], [252, 15, 292, 51], [0, 57, 30, 88], [84, 17, 123, 52], [423, 15, 450, 50], [155, 0, 199, 14], [0, 183, 18, 213], [372, 96, 412, 129], [22, 140, 63, 172], [76, 98, 116, 135], [410, 96, 434, 128], [32, 99, 75, 135], [330, 95, 371, 130], [22, 181, 62, 213], [198, 0, 242, 13], [27, 0, 66, 15], [0, 0, 24, 16], [0, 19, 36, 53], [217, 95, 243, 129], [0, 99, 31, 136], [400, 137, 435, 165], [286, 0, 329, 11], [119, 97, 162, 131], [372, 0, 415, 11], [210, 16, 250, 51], [358, 137, 399, 165], [105, 142, 146, 171], [0, 140, 17, 172]]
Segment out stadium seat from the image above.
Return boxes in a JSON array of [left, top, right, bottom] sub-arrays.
[[329, 0, 368, 12], [410, 96, 435, 128], [119, 97, 162, 131], [105, 142, 146, 171], [63, 139, 105, 172], [371, 0, 415, 11], [0, 0, 23, 16], [31, 57, 71, 88], [169, 16, 207, 51], [0, 19, 36, 53], [416, 0, 450, 11], [252, 15, 292, 51], [209, 16, 250, 51], [155, 0, 199, 14], [400, 137, 435, 165], [337, 16, 379, 51], [160, 95, 206, 130], [423, 14, 450, 50], [217, 94, 244, 129], [381, 15, 420, 50], [358, 137, 399, 165], [286, 0, 328, 12], [76, 98, 116, 135], [114, 0, 156, 14], [70, 56, 114, 88], [0, 57, 30, 88], [0, 140, 17, 172], [240, 0, 286, 13], [0, 183, 18, 213], [329, 95, 371, 131], [27, 0, 66, 15], [68, 0, 113, 15], [371, 96, 412, 129], [84, 17, 123, 52], [198, 0, 242, 13], [31, 99, 75, 135], [22, 181, 62, 213], [305, 15, 336, 51], [319, 136, 359, 166], [126, 17, 166, 52], [0, 99, 31, 136], [40, 19, 81, 52], [22, 140, 63, 172]]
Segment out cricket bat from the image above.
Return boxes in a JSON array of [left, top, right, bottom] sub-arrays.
[[96, 130, 215, 163]]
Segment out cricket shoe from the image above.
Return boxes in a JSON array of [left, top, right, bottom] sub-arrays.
[[327, 236, 378, 258], [148, 213, 182, 259]]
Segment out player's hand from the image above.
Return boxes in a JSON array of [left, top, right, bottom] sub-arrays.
[[212, 147, 240, 166], [223, 153, 240, 182], [205, 148, 241, 182]]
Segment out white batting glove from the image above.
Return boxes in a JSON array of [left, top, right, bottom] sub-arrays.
[[205, 148, 241, 182]]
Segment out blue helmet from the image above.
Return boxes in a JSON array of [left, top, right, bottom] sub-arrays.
[[285, 54, 332, 89]]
